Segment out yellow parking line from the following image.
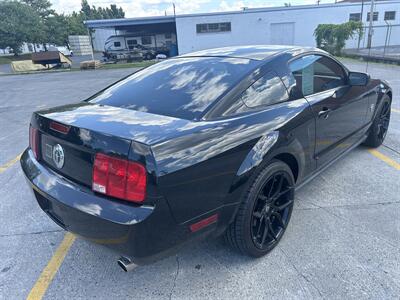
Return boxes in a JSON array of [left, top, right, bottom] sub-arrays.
[[26, 233, 76, 300], [392, 108, 400, 114], [0, 153, 22, 174], [368, 149, 400, 170]]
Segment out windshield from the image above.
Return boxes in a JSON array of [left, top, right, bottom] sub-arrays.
[[88, 57, 259, 120]]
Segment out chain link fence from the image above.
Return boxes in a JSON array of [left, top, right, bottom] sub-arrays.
[[345, 24, 400, 61]]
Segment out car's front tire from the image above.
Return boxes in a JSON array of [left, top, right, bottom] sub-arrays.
[[225, 159, 295, 257], [364, 95, 391, 148]]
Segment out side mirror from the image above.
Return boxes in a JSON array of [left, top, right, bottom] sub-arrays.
[[348, 72, 370, 86]]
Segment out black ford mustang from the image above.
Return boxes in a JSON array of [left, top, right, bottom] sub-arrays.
[[21, 46, 392, 271]]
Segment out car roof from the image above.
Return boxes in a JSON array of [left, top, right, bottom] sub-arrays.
[[179, 45, 322, 61]]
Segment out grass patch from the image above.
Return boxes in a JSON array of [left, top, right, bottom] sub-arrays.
[[0, 54, 32, 65]]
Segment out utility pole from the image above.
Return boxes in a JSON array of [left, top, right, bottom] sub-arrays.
[[87, 27, 94, 61], [367, 0, 374, 49], [173, 3, 176, 17], [357, 0, 364, 49]]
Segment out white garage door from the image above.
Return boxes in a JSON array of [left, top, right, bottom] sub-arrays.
[[270, 22, 295, 45]]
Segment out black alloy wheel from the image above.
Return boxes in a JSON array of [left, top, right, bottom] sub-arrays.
[[377, 101, 390, 143], [364, 95, 391, 148], [251, 171, 293, 251], [225, 159, 295, 257]]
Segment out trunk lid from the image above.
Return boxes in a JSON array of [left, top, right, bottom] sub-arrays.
[[37, 102, 192, 145], [32, 102, 191, 187]]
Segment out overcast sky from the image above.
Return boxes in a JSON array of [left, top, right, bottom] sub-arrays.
[[50, 0, 336, 18]]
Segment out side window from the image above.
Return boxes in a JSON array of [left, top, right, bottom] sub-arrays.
[[114, 41, 121, 47], [240, 71, 289, 108], [127, 39, 138, 50], [141, 36, 152, 45], [289, 55, 346, 96]]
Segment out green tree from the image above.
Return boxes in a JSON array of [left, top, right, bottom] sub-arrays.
[[0, 0, 125, 53], [80, 0, 125, 20], [109, 4, 125, 18], [66, 12, 87, 35], [46, 14, 69, 46], [21, 0, 55, 48], [0, 1, 45, 54], [314, 21, 363, 55], [21, 0, 54, 18], [80, 0, 92, 19]]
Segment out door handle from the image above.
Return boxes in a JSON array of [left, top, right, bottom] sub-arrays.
[[318, 107, 331, 119]]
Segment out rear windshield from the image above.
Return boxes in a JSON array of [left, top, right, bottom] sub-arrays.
[[88, 57, 259, 120]]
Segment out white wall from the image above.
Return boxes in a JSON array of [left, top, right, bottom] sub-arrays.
[[176, 1, 400, 54], [92, 28, 117, 51]]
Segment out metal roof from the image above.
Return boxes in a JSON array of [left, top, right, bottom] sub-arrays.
[[84, 16, 175, 28]]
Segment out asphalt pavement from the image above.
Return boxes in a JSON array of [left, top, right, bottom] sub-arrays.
[[0, 58, 399, 299]]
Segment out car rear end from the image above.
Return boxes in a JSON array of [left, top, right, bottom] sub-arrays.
[[20, 55, 262, 264], [21, 110, 196, 265]]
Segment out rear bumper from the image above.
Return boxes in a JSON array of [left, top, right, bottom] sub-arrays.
[[20, 148, 201, 265]]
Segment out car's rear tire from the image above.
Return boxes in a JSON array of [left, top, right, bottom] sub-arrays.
[[225, 159, 295, 257], [363, 95, 391, 148]]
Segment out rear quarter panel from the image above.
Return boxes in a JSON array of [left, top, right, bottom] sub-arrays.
[[151, 98, 316, 224]]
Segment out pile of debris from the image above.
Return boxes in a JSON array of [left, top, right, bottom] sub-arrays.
[[80, 60, 101, 70], [11, 51, 72, 72]]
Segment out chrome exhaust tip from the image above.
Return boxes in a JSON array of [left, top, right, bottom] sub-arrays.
[[117, 256, 138, 272]]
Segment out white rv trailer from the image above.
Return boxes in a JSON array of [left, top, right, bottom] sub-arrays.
[[104, 33, 177, 60]]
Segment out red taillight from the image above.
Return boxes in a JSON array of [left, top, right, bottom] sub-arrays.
[[29, 126, 39, 159], [50, 121, 70, 134], [107, 156, 128, 199], [126, 162, 147, 201], [92, 153, 109, 194], [92, 153, 146, 203]]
